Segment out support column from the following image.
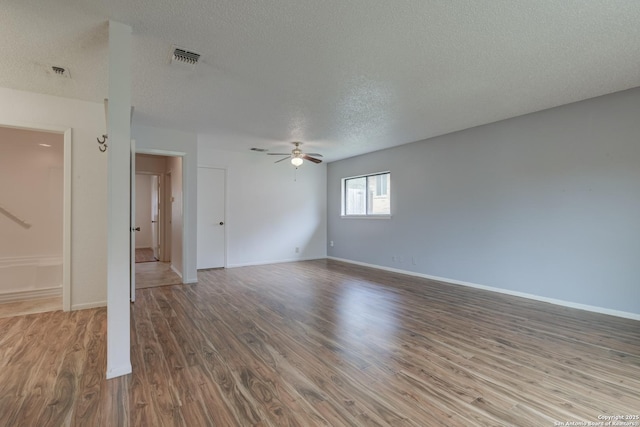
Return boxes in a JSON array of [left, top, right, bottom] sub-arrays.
[[106, 20, 132, 379]]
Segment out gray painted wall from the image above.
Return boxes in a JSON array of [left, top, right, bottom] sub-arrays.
[[327, 88, 640, 315]]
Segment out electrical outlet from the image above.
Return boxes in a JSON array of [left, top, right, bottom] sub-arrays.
[[412, 256, 416, 265], [330, 241, 334, 247], [295, 247, 299, 253], [392, 255, 396, 262]]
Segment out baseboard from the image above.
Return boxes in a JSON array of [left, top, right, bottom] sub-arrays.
[[0, 286, 61, 303], [0, 255, 62, 267], [106, 363, 132, 379], [71, 301, 107, 311], [327, 256, 640, 321], [170, 264, 183, 279], [227, 256, 325, 269]]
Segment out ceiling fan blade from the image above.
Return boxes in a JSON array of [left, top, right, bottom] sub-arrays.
[[267, 153, 291, 156], [302, 154, 322, 164], [305, 153, 323, 157], [274, 156, 292, 163]]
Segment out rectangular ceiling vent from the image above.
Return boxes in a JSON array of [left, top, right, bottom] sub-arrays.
[[49, 65, 71, 78], [170, 47, 200, 70]]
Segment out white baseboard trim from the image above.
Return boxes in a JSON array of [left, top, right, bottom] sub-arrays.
[[71, 301, 107, 311], [0, 255, 63, 267], [227, 257, 325, 269], [327, 257, 640, 321], [106, 363, 132, 379], [171, 265, 183, 279], [0, 286, 62, 303]]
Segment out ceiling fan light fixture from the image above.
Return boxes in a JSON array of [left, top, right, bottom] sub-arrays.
[[291, 157, 303, 167]]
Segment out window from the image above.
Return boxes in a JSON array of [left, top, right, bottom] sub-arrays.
[[342, 172, 391, 217]]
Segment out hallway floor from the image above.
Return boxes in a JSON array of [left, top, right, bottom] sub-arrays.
[[135, 261, 182, 289]]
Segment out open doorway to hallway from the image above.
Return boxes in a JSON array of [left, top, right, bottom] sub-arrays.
[[133, 153, 183, 290], [134, 173, 160, 263], [0, 126, 66, 318]]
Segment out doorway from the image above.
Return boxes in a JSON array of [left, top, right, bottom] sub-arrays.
[[133, 153, 183, 291], [134, 173, 159, 263], [0, 124, 71, 317]]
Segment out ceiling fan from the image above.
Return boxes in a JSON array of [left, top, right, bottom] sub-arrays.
[[267, 142, 323, 167]]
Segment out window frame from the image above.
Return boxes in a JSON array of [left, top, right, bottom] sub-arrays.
[[341, 171, 391, 219]]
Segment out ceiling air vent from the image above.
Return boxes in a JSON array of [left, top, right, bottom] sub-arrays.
[[50, 65, 71, 78], [170, 47, 200, 70]]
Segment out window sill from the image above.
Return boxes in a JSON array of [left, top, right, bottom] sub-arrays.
[[340, 215, 392, 220]]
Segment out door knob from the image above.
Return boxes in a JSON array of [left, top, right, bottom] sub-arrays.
[[132, 227, 140, 231], [219, 221, 224, 226]]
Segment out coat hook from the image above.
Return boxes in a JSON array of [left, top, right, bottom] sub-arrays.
[[97, 134, 108, 152]]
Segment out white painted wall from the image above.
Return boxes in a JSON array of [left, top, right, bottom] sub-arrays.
[[328, 88, 640, 317], [132, 124, 197, 283], [135, 174, 153, 248], [0, 87, 107, 309], [197, 141, 327, 267], [136, 153, 166, 174]]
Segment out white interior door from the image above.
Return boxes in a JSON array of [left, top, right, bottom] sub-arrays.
[[197, 167, 225, 269], [130, 139, 136, 302]]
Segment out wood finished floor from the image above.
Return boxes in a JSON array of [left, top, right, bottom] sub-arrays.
[[135, 247, 157, 263], [135, 261, 182, 289], [0, 259, 638, 426], [0, 296, 62, 319]]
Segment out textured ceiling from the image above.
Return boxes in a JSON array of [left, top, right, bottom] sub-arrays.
[[1, 0, 639, 161]]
